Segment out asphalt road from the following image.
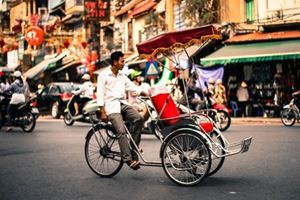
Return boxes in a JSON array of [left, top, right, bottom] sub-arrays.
[[0, 120, 299, 200]]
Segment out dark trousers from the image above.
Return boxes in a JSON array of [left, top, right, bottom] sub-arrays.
[[238, 101, 247, 117], [7, 104, 17, 124], [108, 104, 144, 161]]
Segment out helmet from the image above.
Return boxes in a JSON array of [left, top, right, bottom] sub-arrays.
[[13, 70, 22, 77], [82, 74, 90, 80], [129, 69, 142, 80], [216, 79, 222, 84], [208, 78, 215, 84]]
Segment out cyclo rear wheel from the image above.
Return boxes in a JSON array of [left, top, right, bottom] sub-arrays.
[[160, 129, 211, 186], [85, 123, 123, 177]]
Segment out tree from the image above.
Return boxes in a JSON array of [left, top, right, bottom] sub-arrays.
[[183, 0, 220, 26]]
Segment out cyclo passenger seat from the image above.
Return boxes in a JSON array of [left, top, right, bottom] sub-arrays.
[[149, 86, 180, 126]]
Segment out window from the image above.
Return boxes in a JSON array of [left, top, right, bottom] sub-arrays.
[[246, 0, 255, 22]]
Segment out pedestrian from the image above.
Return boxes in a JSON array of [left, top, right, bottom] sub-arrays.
[[96, 51, 148, 170], [236, 81, 249, 117], [207, 77, 215, 95]]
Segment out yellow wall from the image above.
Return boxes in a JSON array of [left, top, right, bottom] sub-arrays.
[[220, 0, 246, 23], [10, 2, 27, 32]]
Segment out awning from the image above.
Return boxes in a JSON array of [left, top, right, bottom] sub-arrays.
[[24, 52, 67, 79], [128, 0, 156, 18], [225, 31, 300, 44], [114, 0, 142, 17], [52, 61, 82, 74], [201, 39, 300, 67], [176, 45, 202, 69], [49, 1, 66, 17], [62, 12, 82, 24]]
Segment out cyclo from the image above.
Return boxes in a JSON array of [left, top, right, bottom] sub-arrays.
[[84, 25, 252, 186]]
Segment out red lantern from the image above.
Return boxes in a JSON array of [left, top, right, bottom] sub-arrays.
[[63, 40, 70, 48], [0, 39, 4, 48], [2, 45, 8, 53], [25, 26, 44, 46], [81, 41, 87, 49], [13, 42, 19, 50]]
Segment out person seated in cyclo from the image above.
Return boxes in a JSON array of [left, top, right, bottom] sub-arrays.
[[97, 51, 148, 170], [72, 74, 94, 116], [177, 77, 205, 111], [127, 69, 151, 122], [4, 71, 25, 132]]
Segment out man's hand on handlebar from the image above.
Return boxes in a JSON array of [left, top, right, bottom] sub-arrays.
[[99, 107, 108, 123]]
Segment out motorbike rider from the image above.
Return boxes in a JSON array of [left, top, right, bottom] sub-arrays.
[[4, 70, 25, 132], [214, 79, 227, 105], [292, 89, 300, 109], [97, 51, 148, 170], [72, 74, 94, 116]]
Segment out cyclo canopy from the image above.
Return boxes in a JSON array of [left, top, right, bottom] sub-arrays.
[[136, 24, 222, 58]]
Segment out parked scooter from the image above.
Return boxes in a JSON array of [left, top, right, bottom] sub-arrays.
[[63, 94, 99, 126], [281, 94, 300, 126], [0, 92, 36, 132]]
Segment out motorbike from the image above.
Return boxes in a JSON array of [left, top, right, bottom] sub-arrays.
[[194, 83, 231, 132], [63, 94, 99, 126], [0, 92, 36, 132], [281, 95, 300, 126]]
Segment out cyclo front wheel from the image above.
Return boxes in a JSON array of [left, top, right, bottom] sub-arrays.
[[161, 129, 211, 186], [85, 123, 123, 177]]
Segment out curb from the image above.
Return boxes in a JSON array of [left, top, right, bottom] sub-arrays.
[[37, 115, 282, 124], [231, 117, 281, 124]]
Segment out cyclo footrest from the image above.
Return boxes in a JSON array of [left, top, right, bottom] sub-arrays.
[[241, 137, 252, 153]]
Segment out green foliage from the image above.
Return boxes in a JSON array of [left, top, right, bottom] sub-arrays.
[[183, 0, 220, 26]]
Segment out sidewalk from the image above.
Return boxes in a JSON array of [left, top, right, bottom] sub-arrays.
[[38, 115, 282, 124], [231, 117, 281, 124]]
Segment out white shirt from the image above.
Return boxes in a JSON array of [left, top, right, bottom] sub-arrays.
[[97, 68, 142, 115], [236, 87, 249, 102], [73, 81, 94, 98]]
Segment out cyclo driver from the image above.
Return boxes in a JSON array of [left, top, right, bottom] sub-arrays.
[[96, 51, 148, 170]]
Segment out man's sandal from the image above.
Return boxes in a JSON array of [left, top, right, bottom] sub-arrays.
[[126, 160, 140, 170]]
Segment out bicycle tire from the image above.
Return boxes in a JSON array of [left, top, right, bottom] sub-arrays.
[[85, 124, 123, 177], [161, 129, 211, 186], [281, 108, 296, 126]]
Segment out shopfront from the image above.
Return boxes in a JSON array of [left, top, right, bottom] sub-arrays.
[[201, 39, 300, 117]]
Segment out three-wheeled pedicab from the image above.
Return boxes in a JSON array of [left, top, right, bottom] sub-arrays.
[[84, 25, 252, 186]]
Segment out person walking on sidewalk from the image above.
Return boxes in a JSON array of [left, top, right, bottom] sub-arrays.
[[236, 81, 249, 117], [96, 51, 147, 170]]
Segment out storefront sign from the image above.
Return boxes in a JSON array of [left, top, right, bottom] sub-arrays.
[[7, 50, 19, 69], [25, 26, 44, 46], [18, 36, 24, 60], [84, 0, 110, 21]]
